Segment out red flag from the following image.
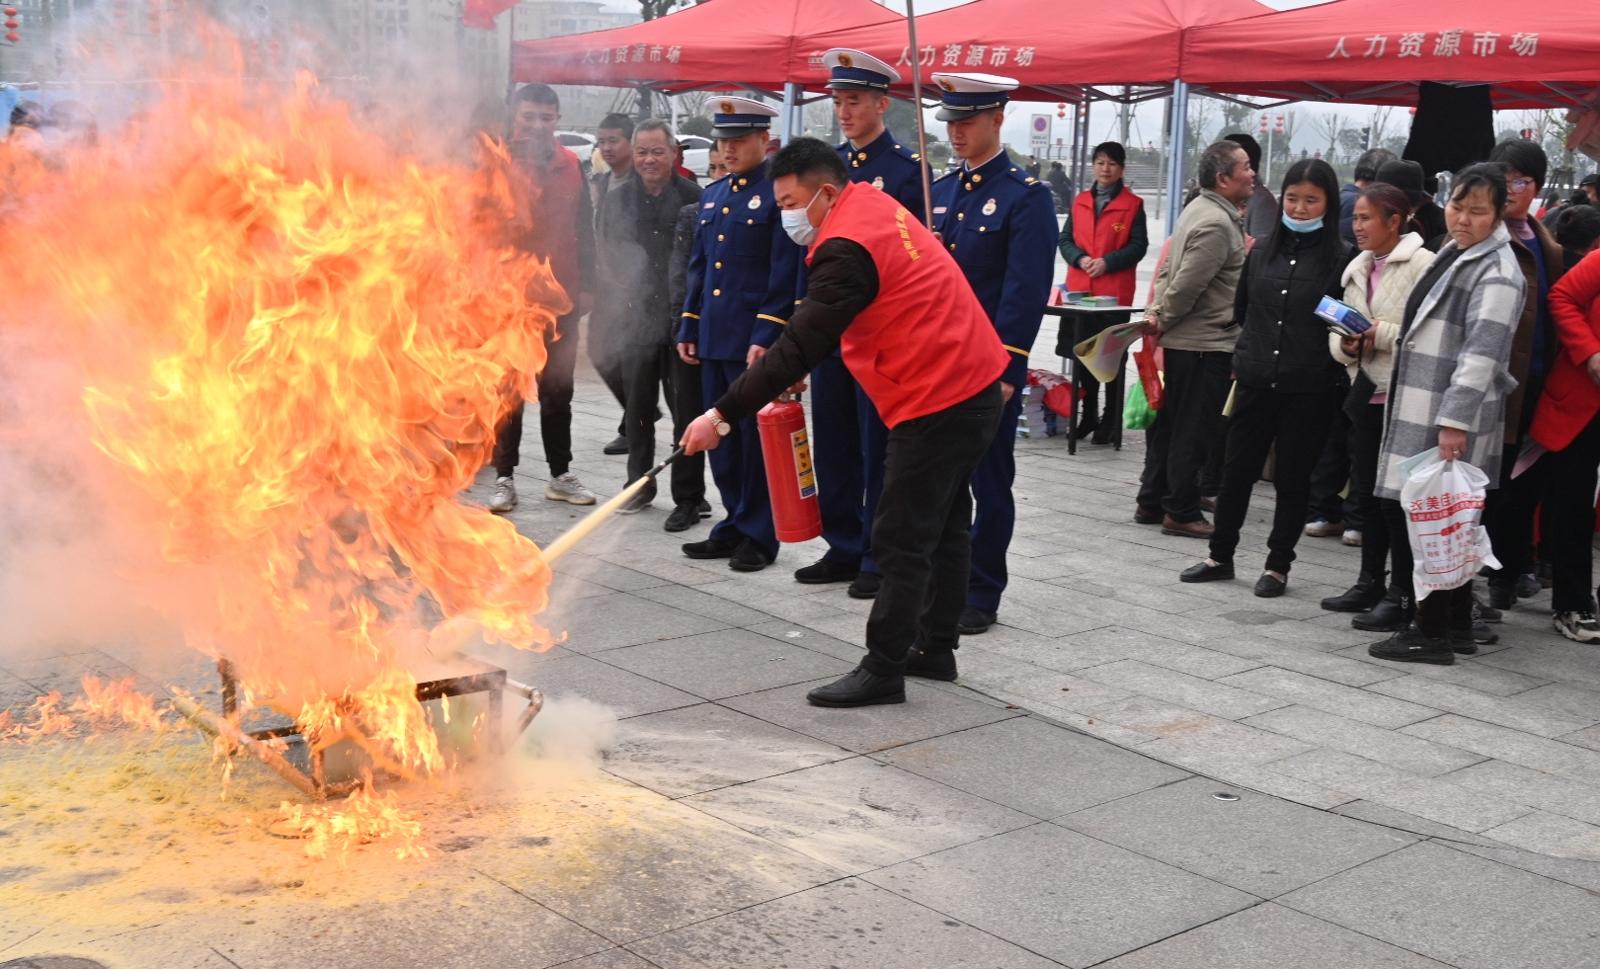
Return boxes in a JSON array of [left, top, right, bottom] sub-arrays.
[[464, 0, 518, 29]]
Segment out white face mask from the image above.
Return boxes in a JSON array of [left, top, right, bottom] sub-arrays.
[[781, 187, 828, 246]]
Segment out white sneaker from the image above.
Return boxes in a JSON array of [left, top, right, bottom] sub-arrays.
[[1554, 611, 1600, 644], [545, 471, 597, 505], [1342, 529, 1362, 547], [488, 476, 518, 513]]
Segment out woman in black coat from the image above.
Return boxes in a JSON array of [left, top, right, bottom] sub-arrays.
[[1179, 159, 1353, 597]]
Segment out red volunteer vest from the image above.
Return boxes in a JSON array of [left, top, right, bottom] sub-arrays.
[[808, 182, 1007, 428], [1065, 186, 1142, 305]]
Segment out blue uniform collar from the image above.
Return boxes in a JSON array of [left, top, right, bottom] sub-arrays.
[[727, 158, 769, 194], [959, 149, 1011, 187], [843, 128, 898, 167]]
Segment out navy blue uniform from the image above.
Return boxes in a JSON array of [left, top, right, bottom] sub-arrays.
[[808, 129, 928, 576], [931, 151, 1057, 615], [677, 160, 804, 559]]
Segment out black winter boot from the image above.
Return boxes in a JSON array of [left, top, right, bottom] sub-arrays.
[[1321, 573, 1387, 613]]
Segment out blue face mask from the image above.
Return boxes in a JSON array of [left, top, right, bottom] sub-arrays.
[[1281, 212, 1324, 233]]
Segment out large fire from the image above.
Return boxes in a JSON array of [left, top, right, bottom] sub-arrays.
[[0, 42, 568, 854]]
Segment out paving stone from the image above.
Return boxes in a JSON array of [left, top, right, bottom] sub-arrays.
[[683, 757, 1033, 875], [1369, 675, 1596, 738], [1480, 810, 1600, 862], [1058, 776, 1414, 898], [1210, 764, 1354, 810], [863, 823, 1257, 968], [718, 678, 1019, 755], [1053, 626, 1262, 678], [1402, 714, 1600, 786], [1280, 841, 1600, 969], [499, 651, 701, 721], [551, 555, 675, 594], [1333, 644, 1554, 696], [740, 619, 864, 665], [1090, 696, 1316, 770], [599, 628, 853, 701], [1219, 668, 1437, 728], [602, 703, 852, 798], [1447, 759, 1600, 826], [1266, 748, 1429, 797], [1075, 660, 1285, 719], [1194, 633, 1405, 687], [550, 950, 658, 969], [1267, 749, 1533, 833], [1474, 638, 1600, 691], [1332, 800, 1506, 844], [1244, 706, 1486, 777], [953, 650, 1138, 715], [1450, 837, 1600, 894], [630, 877, 1061, 969], [873, 716, 1189, 819], [1507, 683, 1600, 721], [1096, 902, 1454, 969], [631, 583, 774, 627], [542, 592, 731, 653]]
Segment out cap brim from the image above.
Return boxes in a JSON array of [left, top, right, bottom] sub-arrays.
[[710, 125, 769, 139], [826, 79, 887, 91]]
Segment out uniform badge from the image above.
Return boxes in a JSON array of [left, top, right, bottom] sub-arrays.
[[937, 78, 956, 92], [748, 194, 762, 209], [982, 198, 998, 216], [1114, 222, 1126, 232], [837, 52, 854, 68], [719, 100, 734, 113], [872, 176, 884, 190]]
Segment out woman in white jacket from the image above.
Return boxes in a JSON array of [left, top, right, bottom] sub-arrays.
[[1320, 183, 1435, 630]]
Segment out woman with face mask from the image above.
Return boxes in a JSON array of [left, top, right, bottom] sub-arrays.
[[1179, 159, 1353, 598]]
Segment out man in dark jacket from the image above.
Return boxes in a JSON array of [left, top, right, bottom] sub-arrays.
[[595, 119, 705, 516], [664, 197, 711, 532]]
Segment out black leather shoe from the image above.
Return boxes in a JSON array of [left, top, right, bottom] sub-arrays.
[[664, 504, 701, 533], [1072, 418, 1099, 441], [1353, 593, 1412, 632], [602, 434, 628, 456], [957, 606, 996, 635], [1488, 583, 1517, 611], [1368, 627, 1454, 665], [1321, 574, 1386, 613], [1254, 573, 1287, 598], [806, 667, 906, 707], [1200, 496, 1217, 513], [729, 540, 774, 573], [905, 647, 957, 681], [682, 537, 740, 560], [794, 558, 858, 585], [697, 499, 712, 516], [1180, 560, 1234, 583], [1134, 505, 1163, 525], [847, 572, 882, 599], [1448, 630, 1479, 655]]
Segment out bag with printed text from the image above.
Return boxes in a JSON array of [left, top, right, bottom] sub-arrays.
[[1398, 448, 1500, 600]]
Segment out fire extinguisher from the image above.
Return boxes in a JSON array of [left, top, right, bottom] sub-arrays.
[[757, 396, 822, 543]]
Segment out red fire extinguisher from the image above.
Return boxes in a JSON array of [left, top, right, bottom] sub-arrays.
[[757, 397, 823, 543]]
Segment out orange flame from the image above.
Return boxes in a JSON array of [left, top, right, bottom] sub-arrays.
[[0, 45, 566, 791], [274, 786, 429, 863], [72, 675, 168, 733]]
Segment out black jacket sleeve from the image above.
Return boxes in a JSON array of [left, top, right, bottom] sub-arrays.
[[1058, 202, 1087, 267], [714, 238, 880, 423], [1103, 200, 1150, 274], [575, 178, 596, 296]]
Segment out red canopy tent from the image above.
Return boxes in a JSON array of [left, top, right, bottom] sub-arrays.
[[1183, 1, 1600, 109], [509, 0, 904, 92]]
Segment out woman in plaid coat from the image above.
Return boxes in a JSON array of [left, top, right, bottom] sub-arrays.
[[1370, 164, 1528, 666]]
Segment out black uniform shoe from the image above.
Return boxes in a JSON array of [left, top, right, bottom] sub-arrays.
[[729, 540, 774, 572], [1368, 627, 1455, 665], [1353, 593, 1412, 632], [1254, 572, 1287, 598], [1487, 583, 1517, 611], [1447, 629, 1479, 655], [1180, 560, 1234, 583], [1321, 574, 1386, 613], [1134, 505, 1163, 525], [664, 504, 702, 533], [602, 434, 628, 456], [905, 647, 958, 681], [1471, 621, 1498, 646], [697, 499, 712, 516], [794, 558, 859, 585], [1473, 595, 1502, 623], [1072, 418, 1099, 441], [1516, 572, 1541, 600], [806, 667, 906, 707], [682, 537, 740, 560], [957, 606, 997, 635], [848, 572, 882, 599]]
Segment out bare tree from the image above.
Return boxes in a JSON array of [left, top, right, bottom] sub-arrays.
[[1311, 111, 1342, 161]]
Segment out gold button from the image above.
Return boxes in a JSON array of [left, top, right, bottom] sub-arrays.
[[979, 226, 987, 232], [732, 184, 740, 192], [718, 233, 725, 241], [852, 161, 860, 168], [965, 183, 973, 191], [739, 177, 748, 185], [857, 152, 867, 160], [714, 261, 723, 269], [973, 174, 983, 183], [721, 206, 730, 214], [948, 242, 956, 250], [747, 218, 754, 224], [957, 212, 965, 220], [713, 288, 722, 296]]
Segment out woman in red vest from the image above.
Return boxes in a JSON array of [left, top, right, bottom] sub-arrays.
[[1058, 141, 1149, 443]]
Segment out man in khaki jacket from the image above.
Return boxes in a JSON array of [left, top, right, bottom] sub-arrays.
[[1135, 141, 1253, 538]]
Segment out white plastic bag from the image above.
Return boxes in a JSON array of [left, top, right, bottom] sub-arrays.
[[1398, 448, 1501, 601]]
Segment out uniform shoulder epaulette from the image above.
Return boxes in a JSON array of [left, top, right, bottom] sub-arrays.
[[888, 141, 922, 164], [1004, 165, 1044, 188]]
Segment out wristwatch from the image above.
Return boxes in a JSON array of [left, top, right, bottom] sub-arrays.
[[705, 408, 732, 437]]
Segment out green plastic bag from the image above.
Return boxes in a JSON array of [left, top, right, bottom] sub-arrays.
[[1125, 379, 1155, 430]]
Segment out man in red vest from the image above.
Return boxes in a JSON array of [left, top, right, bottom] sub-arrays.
[[1059, 140, 1149, 443], [488, 83, 598, 513], [681, 138, 1006, 708]]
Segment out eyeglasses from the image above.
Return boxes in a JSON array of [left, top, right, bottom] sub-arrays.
[[1506, 177, 1534, 193], [634, 147, 672, 159]]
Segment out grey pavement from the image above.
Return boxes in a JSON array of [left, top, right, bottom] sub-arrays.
[[6, 241, 1600, 966]]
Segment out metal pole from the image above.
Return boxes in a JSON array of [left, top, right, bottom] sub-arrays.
[[1157, 93, 1171, 216], [1164, 79, 1190, 230], [904, 0, 934, 227]]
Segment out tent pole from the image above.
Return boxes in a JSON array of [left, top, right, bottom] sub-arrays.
[[1164, 79, 1189, 231], [904, 0, 934, 226], [779, 83, 799, 144]]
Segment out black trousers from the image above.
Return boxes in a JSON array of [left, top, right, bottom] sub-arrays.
[[663, 348, 708, 509], [1208, 383, 1341, 574], [863, 382, 1002, 675], [1499, 413, 1600, 613], [1199, 410, 1227, 499], [1482, 441, 1541, 595], [1137, 348, 1232, 522], [1307, 410, 1360, 528], [1349, 401, 1393, 584], [1380, 498, 1416, 600], [494, 311, 578, 478], [1417, 583, 1474, 638]]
